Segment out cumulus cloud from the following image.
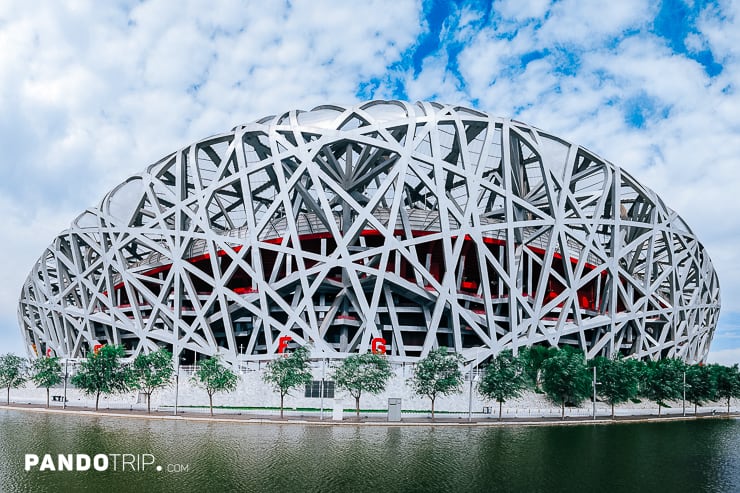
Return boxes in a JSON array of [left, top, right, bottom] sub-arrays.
[[408, 0, 740, 321], [1, 0, 738, 361], [0, 0, 424, 353]]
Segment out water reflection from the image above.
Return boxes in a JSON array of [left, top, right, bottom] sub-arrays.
[[1, 410, 738, 492]]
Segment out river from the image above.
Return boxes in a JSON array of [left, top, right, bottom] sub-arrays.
[[1, 409, 738, 492]]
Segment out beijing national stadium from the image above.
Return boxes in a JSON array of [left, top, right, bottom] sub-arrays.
[[18, 101, 720, 367]]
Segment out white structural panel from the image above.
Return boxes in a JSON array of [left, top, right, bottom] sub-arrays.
[[18, 101, 720, 366]]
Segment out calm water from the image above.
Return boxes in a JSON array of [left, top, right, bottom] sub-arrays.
[[1, 409, 739, 493]]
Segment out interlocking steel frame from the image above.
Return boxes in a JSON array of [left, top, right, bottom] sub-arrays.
[[18, 101, 720, 366]]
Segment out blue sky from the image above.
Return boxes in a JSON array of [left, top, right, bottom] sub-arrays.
[[1, 0, 739, 363]]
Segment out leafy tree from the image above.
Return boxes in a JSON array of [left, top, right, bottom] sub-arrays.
[[131, 348, 174, 413], [642, 358, 685, 416], [477, 350, 527, 420], [684, 364, 715, 415], [262, 346, 314, 418], [624, 358, 649, 396], [519, 345, 556, 392], [541, 347, 591, 419], [334, 353, 393, 419], [410, 347, 464, 421], [191, 356, 238, 416], [592, 356, 639, 418], [0, 354, 27, 405], [71, 345, 133, 411], [31, 356, 63, 408], [711, 364, 740, 415]]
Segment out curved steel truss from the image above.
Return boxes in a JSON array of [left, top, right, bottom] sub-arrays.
[[18, 101, 720, 365]]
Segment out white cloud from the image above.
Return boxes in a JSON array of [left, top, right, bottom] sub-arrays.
[[1, 0, 739, 362], [0, 0, 424, 349], [401, 0, 740, 349], [494, 0, 552, 22], [707, 348, 740, 366]]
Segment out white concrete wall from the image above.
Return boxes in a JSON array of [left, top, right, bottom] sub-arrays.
[[8, 366, 740, 418]]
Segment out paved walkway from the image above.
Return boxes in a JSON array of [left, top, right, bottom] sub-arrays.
[[3, 403, 737, 427]]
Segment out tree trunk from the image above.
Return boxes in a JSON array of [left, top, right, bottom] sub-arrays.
[[499, 401, 503, 421], [728, 397, 731, 416], [280, 394, 285, 419], [95, 392, 100, 411], [658, 404, 662, 417], [431, 397, 436, 422], [147, 393, 151, 414], [561, 400, 565, 420], [6, 387, 9, 405], [611, 402, 615, 420], [355, 395, 360, 420], [695, 403, 698, 416], [46, 388, 50, 408], [209, 393, 214, 417]]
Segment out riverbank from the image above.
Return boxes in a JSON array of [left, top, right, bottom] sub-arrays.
[[8, 377, 740, 422], [3, 402, 737, 427]]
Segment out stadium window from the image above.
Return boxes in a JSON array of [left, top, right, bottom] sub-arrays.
[[304, 380, 334, 398]]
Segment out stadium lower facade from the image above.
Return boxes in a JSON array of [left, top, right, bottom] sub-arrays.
[[18, 101, 720, 367]]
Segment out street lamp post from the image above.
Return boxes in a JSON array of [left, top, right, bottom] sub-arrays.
[[174, 365, 180, 416], [682, 370, 686, 417], [467, 349, 479, 423], [468, 361, 474, 422], [592, 366, 597, 420], [63, 358, 68, 410], [320, 358, 326, 421]]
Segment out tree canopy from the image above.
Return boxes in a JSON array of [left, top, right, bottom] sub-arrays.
[[0, 353, 27, 405], [131, 348, 174, 413], [519, 345, 556, 391], [334, 353, 393, 418], [31, 356, 63, 408], [191, 356, 238, 416], [591, 356, 639, 418], [262, 345, 314, 418], [684, 364, 714, 414], [410, 347, 464, 420], [541, 347, 591, 419], [712, 363, 740, 415], [71, 345, 133, 411], [642, 358, 685, 416], [477, 349, 527, 420]]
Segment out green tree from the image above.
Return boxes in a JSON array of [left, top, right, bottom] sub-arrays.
[[191, 356, 238, 416], [592, 356, 639, 418], [410, 347, 464, 421], [642, 358, 685, 416], [31, 356, 63, 408], [541, 347, 591, 419], [624, 358, 649, 396], [262, 346, 314, 418], [0, 354, 27, 405], [711, 364, 740, 415], [334, 353, 393, 419], [477, 350, 527, 420], [519, 345, 556, 392], [71, 345, 133, 411], [131, 348, 174, 413], [684, 364, 714, 415]]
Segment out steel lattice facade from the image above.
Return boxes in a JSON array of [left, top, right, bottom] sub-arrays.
[[18, 101, 720, 366]]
